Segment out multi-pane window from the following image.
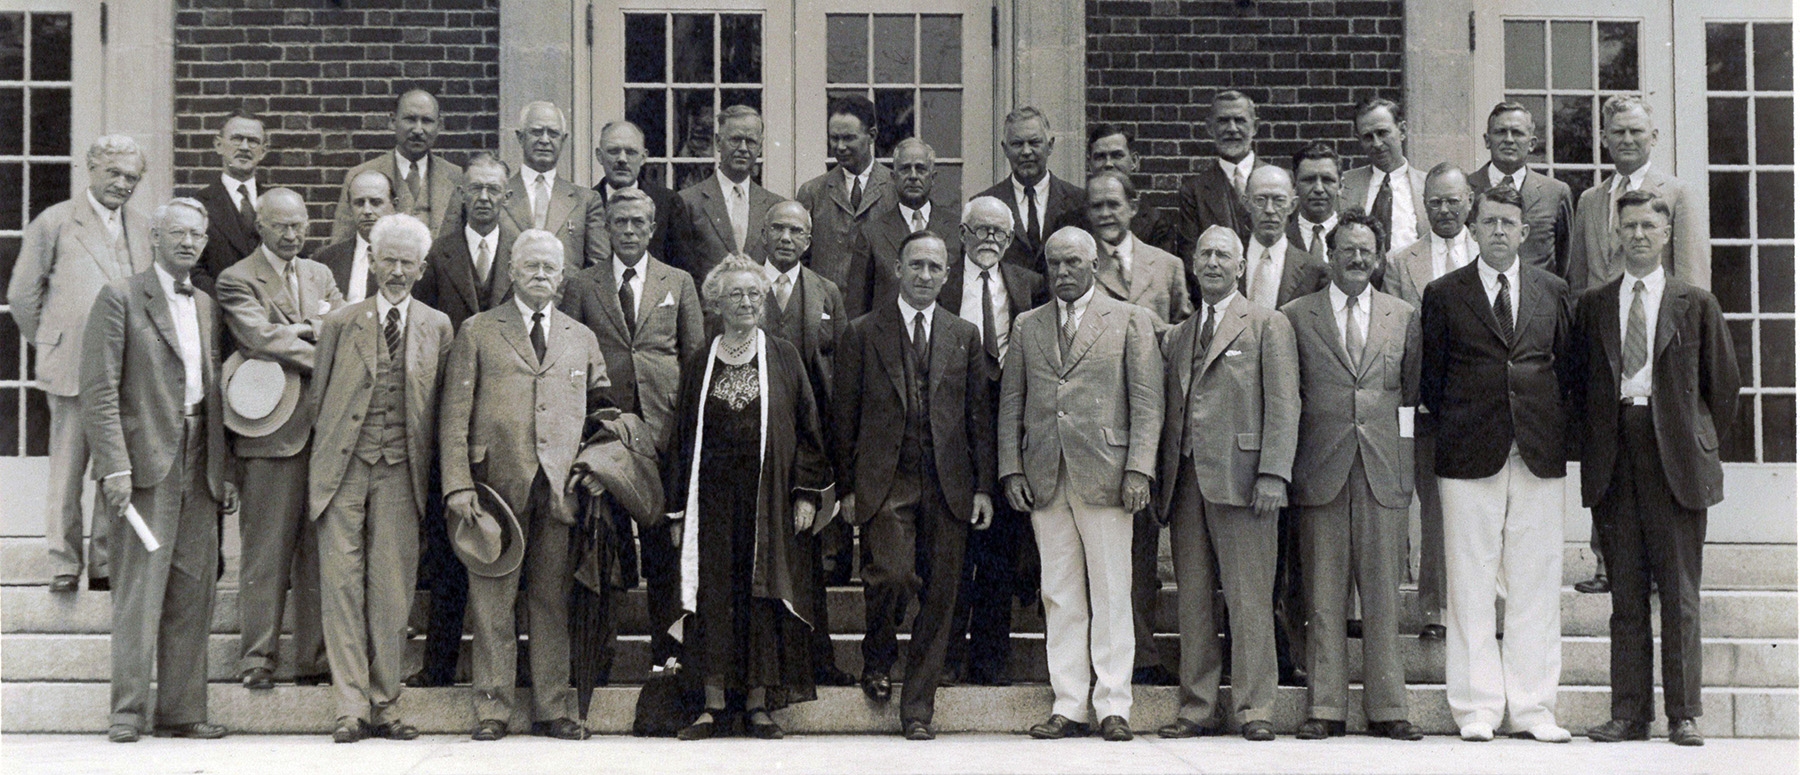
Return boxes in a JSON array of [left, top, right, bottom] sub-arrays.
[[825, 13, 964, 197], [1706, 21, 1794, 463], [623, 12, 764, 193], [1503, 19, 1641, 193], [0, 10, 72, 458]]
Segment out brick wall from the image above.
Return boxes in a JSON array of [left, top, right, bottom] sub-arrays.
[[172, 0, 501, 241], [1086, 0, 1405, 214]]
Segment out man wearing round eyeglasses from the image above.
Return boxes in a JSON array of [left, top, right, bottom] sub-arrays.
[[502, 101, 606, 271]]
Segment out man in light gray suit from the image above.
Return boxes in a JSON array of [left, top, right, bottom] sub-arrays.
[[9, 134, 154, 593], [82, 198, 235, 742], [1341, 99, 1428, 258], [502, 101, 607, 271], [330, 90, 465, 243], [1000, 226, 1164, 742], [308, 214, 454, 743]]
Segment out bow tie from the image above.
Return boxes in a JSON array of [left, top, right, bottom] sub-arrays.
[[173, 278, 195, 296]]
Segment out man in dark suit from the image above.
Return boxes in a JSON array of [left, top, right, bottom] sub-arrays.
[[190, 109, 267, 294], [973, 107, 1084, 275], [843, 138, 962, 318], [83, 198, 236, 743], [1578, 191, 1738, 748], [502, 101, 606, 271], [1175, 91, 1264, 260], [1287, 142, 1342, 267], [312, 170, 396, 303], [834, 231, 995, 740], [331, 90, 464, 243], [796, 95, 895, 300], [942, 195, 1044, 687], [593, 120, 687, 271], [1421, 185, 1578, 744], [1087, 123, 1178, 255], [1468, 102, 1573, 278], [674, 105, 785, 280]]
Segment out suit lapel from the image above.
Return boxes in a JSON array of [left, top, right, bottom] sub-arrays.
[[1456, 267, 1506, 344], [426, 154, 456, 229], [874, 305, 911, 410], [1201, 296, 1250, 372], [700, 177, 737, 251], [493, 302, 539, 369], [1003, 264, 1034, 314], [140, 276, 181, 354], [1061, 300, 1111, 374], [250, 252, 299, 323], [637, 262, 671, 332], [1359, 294, 1398, 376], [349, 302, 378, 377], [938, 261, 965, 310], [1655, 283, 1686, 356], [545, 179, 577, 233], [827, 172, 852, 216], [1308, 296, 1354, 374], [593, 261, 630, 337], [69, 203, 123, 280], [1513, 267, 1544, 350], [504, 176, 535, 229], [1599, 279, 1624, 379], [443, 235, 483, 314], [488, 227, 516, 305]]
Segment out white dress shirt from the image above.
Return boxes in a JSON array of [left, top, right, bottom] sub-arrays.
[[1610, 162, 1651, 195], [154, 263, 206, 407], [346, 235, 372, 303], [464, 224, 500, 284], [523, 167, 557, 218], [1245, 235, 1289, 309], [900, 296, 935, 343], [1219, 153, 1257, 194], [1619, 265, 1666, 399], [1487, 164, 1527, 192], [1431, 229, 1472, 280], [1476, 257, 1521, 330], [1327, 282, 1372, 355], [1060, 284, 1096, 333], [224, 173, 259, 211], [900, 201, 933, 233], [87, 189, 122, 241], [1106, 232, 1136, 277], [376, 290, 410, 332], [958, 259, 1011, 359], [394, 151, 429, 187], [1297, 212, 1338, 254], [517, 294, 553, 344], [1364, 163, 1419, 249], [762, 260, 802, 310], [1011, 174, 1053, 242], [613, 255, 647, 317], [843, 162, 872, 201], [1194, 289, 1239, 347]]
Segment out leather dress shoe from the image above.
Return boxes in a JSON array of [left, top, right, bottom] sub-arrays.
[[676, 711, 720, 741], [1131, 665, 1179, 686], [816, 664, 858, 687], [240, 667, 274, 691], [1418, 624, 1446, 641], [1028, 714, 1091, 739], [1099, 715, 1132, 741], [1295, 718, 1345, 739], [1669, 718, 1705, 746], [1368, 720, 1424, 740], [87, 576, 110, 592], [404, 670, 452, 688], [1157, 718, 1215, 739], [1241, 721, 1276, 741], [108, 724, 139, 743], [860, 671, 892, 703], [1586, 718, 1650, 742], [531, 718, 589, 740], [747, 710, 783, 739], [471, 719, 507, 741], [294, 671, 332, 686], [48, 575, 78, 594], [903, 720, 935, 740], [154, 722, 227, 739], [372, 721, 420, 740], [332, 717, 369, 743], [1574, 575, 1611, 594]]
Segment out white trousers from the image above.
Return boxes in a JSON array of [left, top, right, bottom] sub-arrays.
[[1440, 448, 1565, 731], [1032, 474, 1135, 723]]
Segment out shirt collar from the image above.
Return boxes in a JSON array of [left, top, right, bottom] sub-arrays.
[[1106, 232, 1136, 270], [1012, 173, 1050, 202], [1431, 228, 1469, 252], [1327, 281, 1369, 313], [86, 190, 118, 224], [1371, 161, 1411, 187], [465, 223, 497, 249], [1476, 255, 1519, 287], [614, 253, 646, 283], [603, 180, 639, 199], [1249, 234, 1288, 261], [898, 295, 935, 329], [516, 293, 551, 320], [717, 167, 750, 194], [1623, 264, 1666, 295], [762, 260, 801, 286], [1200, 289, 1240, 316], [261, 244, 291, 274], [153, 263, 182, 299], [376, 291, 409, 323], [354, 234, 370, 257], [1061, 284, 1097, 319], [1612, 162, 1652, 192], [223, 172, 258, 198], [842, 161, 872, 190], [1298, 212, 1337, 233], [900, 200, 932, 226], [1487, 164, 1527, 190], [1218, 153, 1256, 178], [395, 151, 428, 180], [523, 166, 557, 189]]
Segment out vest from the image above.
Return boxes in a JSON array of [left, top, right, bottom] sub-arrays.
[[898, 320, 932, 471], [353, 325, 409, 465]]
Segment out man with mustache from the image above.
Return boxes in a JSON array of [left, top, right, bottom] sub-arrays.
[[593, 120, 687, 270], [1175, 91, 1265, 261], [974, 107, 1085, 275], [1467, 102, 1573, 278], [674, 105, 784, 281], [1342, 99, 1428, 262], [331, 90, 465, 243], [1087, 123, 1178, 256], [9, 134, 153, 594], [190, 110, 269, 294], [796, 95, 894, 317], [312, 170, 396, 303], [504, 101, 606, 271]]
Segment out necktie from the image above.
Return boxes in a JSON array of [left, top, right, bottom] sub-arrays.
[[1493, 272, 1514, 344], [911, 208, 927, 234], [530, 310, 547, 363], [237, 183, 257, 233], [1231, 164, 1245, 197], [730, 183, 749, 252], [1623, 279, 1648, 377], [850, 176, 863, 212], [283, 262, 301, 308], [774, 272, 792, 311], [1311, 223, 1327, 261], [1197, 303, 1216, 357], [385, 305, 403, 359], [474, 238, 492, 285], [1344, 294, 1364, 367], [912, 311, 930, 372], [1371, 172, 1394, 239], [1024, 188, 1040, 249], [173, 277, 195, 296], [1059, 304, 1077, 361], [533, 176, 551, 229], [1252, 248, 1277, 308], [1099, 243, 1127, 296], [979, 269, 999, 361], [619, 265, 638, 336], [1494, 174, 1515, 194], [404, 162, 422, 206]]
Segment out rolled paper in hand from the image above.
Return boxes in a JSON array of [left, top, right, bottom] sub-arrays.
[[124, 503, 161, 553]]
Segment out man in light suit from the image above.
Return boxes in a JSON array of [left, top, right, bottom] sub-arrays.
[[796, 95, 894, 301], [1087, 123, 1178, 255], [974, 107, 1085, 275], [440, 230, 611, 741], [1282, 209, 1425, 742], [843, 138, 962, 319], [834, 231, 995, 740], [190, 110, 267, 294], [1577, 191, 1738, 748], [1422, 185, 1578, 744], [83, 198, 235, 743], [1175, 91, 1264, 260], [8, 134, 152, 593], [503, 101, 606, 271], [1468, 102, 1573, 277], [330, 90, 465, 243], [1287, 143, 1343, 267], [313, 170, 396, 303], [593, 120, 687, 271], [674, 105, 784, 281], [308, 214, 454, 743], [1154, 225, 1299, 742], [1385, 163, 1480, 640], [1000, 226, 1164, 742], [215, 188, 345, 691], [1566, 95, 1709, 297], [560, 187, 706, 671], [1341, 99, 1428, 261]]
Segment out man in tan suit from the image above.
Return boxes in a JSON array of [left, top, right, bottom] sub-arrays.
[[503, 101, 606, 271], [215, 188, 345, 690], [1282, 209, 1424, 741], [1155, 225, 1299, 742], [308, 214, 454, 743], [330, 90, 465, 243], [1566, 95, 1709, 297], [83, 198, 235, 743], [9, 134, 154, 593], [673, 105, 784, 280], [1000, 226, 1164, 742], [439, 230, 610, 741]]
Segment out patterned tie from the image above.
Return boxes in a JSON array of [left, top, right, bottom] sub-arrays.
[[237, 183, 257, 234], [532, 176, 551, 229], [283, 261, 301, 309], [730, 183, 749, 252], [979, 269, 999, 361], [1059, 304, 1077, 361], [1344, 294, 1364, 367], [1493, 272, 1514, 344], [1371, 172, 1394, 241], [1231, 165, 1245, 198], [1494, 174, 1515, 194], [384, 305, 403, 359], [1252, 247, 1277, 309], [1623, 279, 1648, 377], [1099, 243, 1127, 297], [619, 265, 638, 336], [850, 176, 863, 212], [474, 238, 492, 285], [1197, 303, 1216, 357], [774, 273, 792, 312], [530, 310, 547, 363]]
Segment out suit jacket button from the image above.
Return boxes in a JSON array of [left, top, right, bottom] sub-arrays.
[[1057, 411, 1066, 418]]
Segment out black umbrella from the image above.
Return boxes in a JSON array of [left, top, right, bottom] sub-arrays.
[[569, 487, 631, 722]]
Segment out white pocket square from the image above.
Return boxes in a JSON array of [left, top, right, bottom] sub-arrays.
[[821, 312, 832, 320], [1225, 349, 1243, 356], [657, 292, 675, 308]]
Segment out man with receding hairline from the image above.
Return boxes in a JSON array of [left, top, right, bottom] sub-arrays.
[[1087, 123, 1178, 255], [844, 137, 963, 318], [674, 105, 784, 280], [1342, 98, 1428, 257], [331, 89, 465, 243], [190, 109, 269, 294], [593, 120, 687, 267], [1175, 91, 1266, 260], [974, 107, 1085, 274], [1469, 102, 1574, 277], [313, 169, 396, 303], [504, 101, 606, 271]]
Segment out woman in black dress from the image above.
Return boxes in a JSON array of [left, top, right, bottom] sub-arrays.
[[666, 255, 833, 739]]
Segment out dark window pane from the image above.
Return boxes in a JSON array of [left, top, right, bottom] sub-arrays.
[[918, 15, 961, 84], [1596, 22, 1639, 91], [1708, 97, 1750, 165], [0, 236, 20, 291], [0, 314, 17, 381], [672, 162, 712, 195], [872, 15, 914, 84], [1757, 171, 1793, 239], [719, 89, 760, 115], [1756, 97, 1794, 167], [625, 89, 667, 158], [1708, 23, 1748, 92], [28, 161, 67, 219], [1713, 244, 1752, 313], [1710, 171, 1750, 239], [719, 15, 761, 84], [1759, 246, 1793, 313], [1721, 394, 1756, 462], [0, 162, 18, 232], [1764, 394, 1796, 462], [918, 89, 961, 157], [1755, 23, 1793, 91], [624, 14, 666, 84], [1551, 21, 1592, 91], [29, 87, 69, 157], [0, 13, 22, 81], [0, 88, 21, 156], [29, 13, 70, 81], [672, 90, 714, 159], [1553, 167, 1594, 194], [1728, 319, 1755, 387], [0, 388, 16, 457], [1762, 319, 1795, 387], [827, 14, 867, 84], [640, 162, 668, 190], [1553, 95, 1593, 165], [933, 163, 961, 203], [1505, 20, 1546, 91], [23, 385, 47, 456], [872, 88, 914, 158], [671, 14, 714, 83], [1507, 94, 1550, 165]]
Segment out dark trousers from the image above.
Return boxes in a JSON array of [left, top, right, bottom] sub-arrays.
[[1601, 405, 1707, 722], [1130, 508, 1169, 672], [417, 474, 470, 683], [948, 501, 1026, 681], [802, 526, 839, 673], [1274, 506, 1307, 678], [861, 452, 969, 724], [637, 515, 682, 666]]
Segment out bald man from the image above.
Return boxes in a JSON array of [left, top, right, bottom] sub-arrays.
[[331, 90, 465, 242]]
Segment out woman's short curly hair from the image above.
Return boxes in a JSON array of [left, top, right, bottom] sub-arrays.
[[700, 254, 771, 317]]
